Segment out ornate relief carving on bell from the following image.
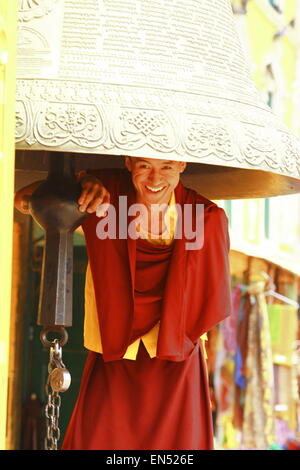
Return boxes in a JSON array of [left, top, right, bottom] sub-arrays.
[[15, 0, 300, 198]]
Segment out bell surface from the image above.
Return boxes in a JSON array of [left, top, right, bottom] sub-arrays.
[[15, 0, 300, 199]]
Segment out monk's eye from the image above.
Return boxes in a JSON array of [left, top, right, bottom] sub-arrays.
[[139, 164, 150, 169], [162, 166, 172, 170]]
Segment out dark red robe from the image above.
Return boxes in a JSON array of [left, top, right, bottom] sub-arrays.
[[61, 169, 232, 450]]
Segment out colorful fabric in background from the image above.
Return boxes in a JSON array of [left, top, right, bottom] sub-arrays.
[[212, 326, 239, 449], [232, 289, 251, 431], [221, 285, 246, 434], [242, 282, 275, 449], [223, 285, 240, 354], [234, 291, 249, 389], [210, 281, 299, 450], [268, 418, 300, 451]]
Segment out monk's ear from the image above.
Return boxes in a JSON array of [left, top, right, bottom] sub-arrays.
[[124, 156, 132, 172], [179, 161, 187, 173]]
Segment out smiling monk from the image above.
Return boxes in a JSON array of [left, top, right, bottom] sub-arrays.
[[15, 156, 232, 450]]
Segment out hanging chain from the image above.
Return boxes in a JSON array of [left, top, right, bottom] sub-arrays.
[[44, 338, 71, 450]]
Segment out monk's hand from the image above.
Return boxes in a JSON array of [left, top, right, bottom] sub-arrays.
[[14, 194, 31, 215], [20, 195, 31, 214], [77, 173, 110, 217], [14, 180, 44, 215]]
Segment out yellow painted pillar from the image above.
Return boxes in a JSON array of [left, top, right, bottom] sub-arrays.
[[0, 0, 17, 451]]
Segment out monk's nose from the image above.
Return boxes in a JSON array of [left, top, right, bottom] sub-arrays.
[[148, 170, 163, 186]]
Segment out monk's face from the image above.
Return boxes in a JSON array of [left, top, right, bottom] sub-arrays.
[[125, 157, 186, 206]]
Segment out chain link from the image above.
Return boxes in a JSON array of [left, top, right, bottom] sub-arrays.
[[44, 339, 67, 450]]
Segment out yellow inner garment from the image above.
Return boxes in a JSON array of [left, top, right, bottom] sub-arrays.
[[84, 192, 208, 359]]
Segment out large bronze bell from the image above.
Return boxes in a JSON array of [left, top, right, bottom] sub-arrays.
[[15, 0, 300, 199]]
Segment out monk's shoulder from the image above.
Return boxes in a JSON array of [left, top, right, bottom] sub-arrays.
[[182, 185, 217, 209], [182, 185, 228, 224]]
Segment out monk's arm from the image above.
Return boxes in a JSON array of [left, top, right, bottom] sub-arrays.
[[14, 180, 44, 214]]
